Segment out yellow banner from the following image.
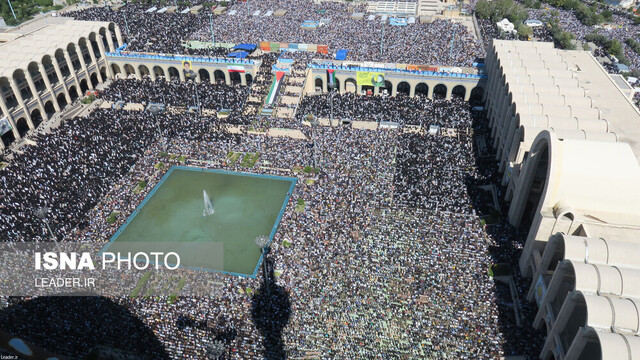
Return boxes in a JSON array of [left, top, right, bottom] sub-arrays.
[[356, 71, 385, 87]]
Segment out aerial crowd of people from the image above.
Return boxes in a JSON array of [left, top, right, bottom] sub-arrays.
[[10, 0, 630, 358]]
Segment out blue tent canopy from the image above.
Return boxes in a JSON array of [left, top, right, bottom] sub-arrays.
[[228, 51, 249, 59], [232, 43, 257, 51], [335, 49, 348, 60]]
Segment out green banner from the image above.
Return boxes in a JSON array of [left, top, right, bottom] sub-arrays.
[[356, 71, 385, 87]]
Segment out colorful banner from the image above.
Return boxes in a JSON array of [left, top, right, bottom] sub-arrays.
[[182, 61, 197, 80], [356, 71, 385, 87], [0, 118, 12, 136], [327, 69, 336, 87], [227, 65, 245, 73]]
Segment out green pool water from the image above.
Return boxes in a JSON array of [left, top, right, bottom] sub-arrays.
[[106, 167, 296, 276]]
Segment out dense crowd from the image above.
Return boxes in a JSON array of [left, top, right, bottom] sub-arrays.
[[101, 78, 250, 112], [0, 81, 543, 358], [0, 0, 564, 357], [65, 0, 484, 66], [295, 92, 478, 128]]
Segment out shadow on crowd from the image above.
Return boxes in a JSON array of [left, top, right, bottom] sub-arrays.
[[464, 108, 546, 356], [0, 296, 170, 359], [251, 255, 291, 360]]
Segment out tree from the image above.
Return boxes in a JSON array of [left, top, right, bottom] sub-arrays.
[[517, 24, 533, 38], [601, 9, 613, 21]]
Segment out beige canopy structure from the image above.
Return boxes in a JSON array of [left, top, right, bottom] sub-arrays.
[[483, 40, 640, 360], [0, 17, 121, 151]]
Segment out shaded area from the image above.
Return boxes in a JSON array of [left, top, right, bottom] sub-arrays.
[[251, 255, 291, 360], [464, 108, 547, 356], [0, 296, 170, 359]]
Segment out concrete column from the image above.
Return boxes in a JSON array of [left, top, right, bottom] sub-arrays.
[[0, 92, 21, 139], [85, 41, 103, 83], [445, 87, 452, 100], [391, 83, 397, 97], [134, 65, 142, 80], [357, 84, 362, 94], [38, 63, 61, 112], [105, 29, 116, 52], [52, 58, 72, 103], [75, 48, 93, 90], [149, 69, 157, 81], [464, 86, 471, 101], [224, 71, 230, 85], [240, 73, 247, 86], [427, 84, 434, 99], [95, 35, 108, 62], [114, 27, 123, 48], [321, 78, 326, 93], [374, 86, 379, 96], [9, 80, 33, 128], [25, 72, 48, 122], [409, 84, 415, 98], [64, 51, 83, 99]]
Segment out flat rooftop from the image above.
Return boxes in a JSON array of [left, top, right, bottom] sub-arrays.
[[493, 40, 640, 164], [0, 17, 113, 78]]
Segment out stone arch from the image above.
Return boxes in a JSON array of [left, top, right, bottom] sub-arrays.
[[153, 66, 165, 80], [1, 129, 16, 148], [78, 37, 92, 65], [27, 61, 46, 92], [111, 63, 121, 76], [168, 67, 180, 81], [108, 22, 118, 47], [57, 92, 68, 108], [44, 100, 55, 118], [123, 64, 135, 77], [397, 81, 410, 96], [0, 76, 17, 108], [433, 84, 447, 99], [198, 69, 210, 83], [30, 108, 43, 128], [41, 55, 58, 84], [54, 48, 70, 77], [470, 86, 484, 104], [139, 65, 150, 78], [66, 43, 82, 71], [415, 83, 428, 97], [90, 72, 99, 88], [245, 73, 253, 85], [508, 132, 551, 228], [314, 76, 323, 91], [68, 85, 79, 102], [88, 32, 102, 59], [99, 66, 107, 81], [451, 85, 466, 99], [230, 72, 241, 85], [214, 70, 225, 84], [16, 118, 29, 136], [80, 79, 89, 94], [12, 69, 33, 101], [98, 27, 110, 51], [382, 80, 393, 95], [344, 78, 357, 93]]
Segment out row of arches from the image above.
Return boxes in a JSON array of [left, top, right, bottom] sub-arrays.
[[110, 63, 254, 85], [1, 69, 105, 150], [314, 76, 484, 102], [1, 32, 110, 110]]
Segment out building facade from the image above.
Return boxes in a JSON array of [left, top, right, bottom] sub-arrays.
[[484, 40, 640, 359], [0, 18, 122, 149]]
